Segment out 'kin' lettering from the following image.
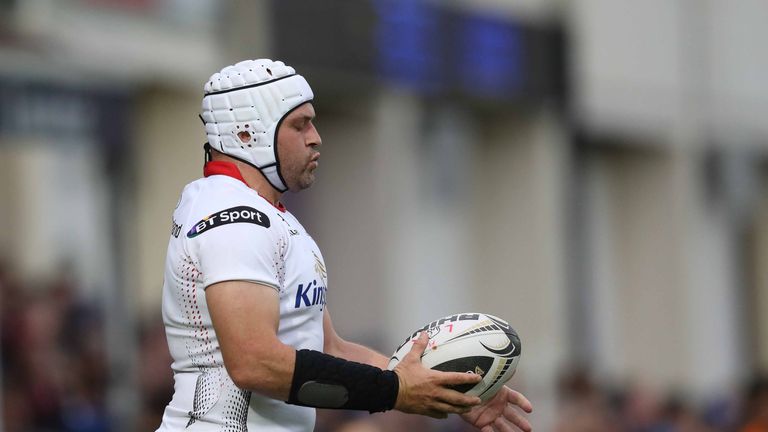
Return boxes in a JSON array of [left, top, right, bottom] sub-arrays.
[[294, 280, 327, 310]]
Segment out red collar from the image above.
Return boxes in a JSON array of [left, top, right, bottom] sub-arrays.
[[204, 161, 286, 212]]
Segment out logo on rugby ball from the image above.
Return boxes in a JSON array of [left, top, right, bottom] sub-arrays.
[[480, 340, 517, 358], [480, 316, 520, 359]]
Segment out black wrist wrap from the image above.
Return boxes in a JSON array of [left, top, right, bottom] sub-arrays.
[[287, 349, 399, 413]]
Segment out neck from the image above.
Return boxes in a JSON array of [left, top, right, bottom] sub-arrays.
[[210, 153, 283, 206]]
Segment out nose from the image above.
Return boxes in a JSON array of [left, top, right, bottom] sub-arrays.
[[307, 122, 322, 148]]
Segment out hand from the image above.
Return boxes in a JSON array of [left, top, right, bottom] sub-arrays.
[[393, 332, 483, 419], [460, 385, 533, 432]]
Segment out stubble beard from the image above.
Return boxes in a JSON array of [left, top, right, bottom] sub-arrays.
[[287, 166, 316, 192]]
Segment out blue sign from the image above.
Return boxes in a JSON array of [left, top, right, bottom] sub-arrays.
[[373, 0, 444, 93], [456, 13, 523, 98], [373, 0, 524, 99]]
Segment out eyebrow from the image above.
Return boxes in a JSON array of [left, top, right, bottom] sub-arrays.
[[293, 114, 315, 123]]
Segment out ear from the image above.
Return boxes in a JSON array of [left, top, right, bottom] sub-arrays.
[[238, 131, 253, 143]]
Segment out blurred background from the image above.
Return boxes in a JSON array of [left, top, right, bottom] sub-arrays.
[[2, 0, 768, 431]]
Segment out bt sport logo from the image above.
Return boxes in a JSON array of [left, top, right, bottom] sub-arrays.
[[187, 206, 270, 238]]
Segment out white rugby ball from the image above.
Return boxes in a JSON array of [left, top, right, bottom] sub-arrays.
[[387, 312, 521, 403]]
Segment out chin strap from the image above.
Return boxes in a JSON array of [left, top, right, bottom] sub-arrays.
[[203, 142, 213, 164], [201, 111, 212, 164]]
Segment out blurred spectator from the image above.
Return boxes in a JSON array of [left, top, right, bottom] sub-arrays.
[[702, 395, 739, 431], [620, 384, 665, 432], [655, 395, 715, 432], [1, 264, 110, 431], [741, 376, 768, 432], [554, 367, 617, 432], [336, 418, 385, 432], [138, 319, 174, 431]]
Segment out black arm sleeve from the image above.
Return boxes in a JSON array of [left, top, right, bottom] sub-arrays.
[[286, 349, 399, 413]]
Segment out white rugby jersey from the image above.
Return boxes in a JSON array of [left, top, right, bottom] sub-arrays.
[[157, 161, 328, 432]]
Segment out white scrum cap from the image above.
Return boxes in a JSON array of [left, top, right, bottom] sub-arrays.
[[201, 59, 314, 191]]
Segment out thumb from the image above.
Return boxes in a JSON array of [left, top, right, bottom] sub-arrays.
[[404, 332, 429, 362]]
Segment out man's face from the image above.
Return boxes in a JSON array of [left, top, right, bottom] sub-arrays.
[[277, 103, 322, 192]]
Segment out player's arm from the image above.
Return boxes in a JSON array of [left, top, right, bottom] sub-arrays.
[[206, 280, 294, 400], [206, 280, 482, 416], [322, 308, 389, 369]]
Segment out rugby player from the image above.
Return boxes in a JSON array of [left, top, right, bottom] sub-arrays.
[[156, 59, 532, 432]]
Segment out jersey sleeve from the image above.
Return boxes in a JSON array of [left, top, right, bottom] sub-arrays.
[[188, 205, 286, 292]]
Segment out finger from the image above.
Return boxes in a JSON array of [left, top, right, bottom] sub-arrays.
[[480, 426, 494, 432], [404, 332, 429, 361], [494, 417, 516, 432], [437, 389, 482, 407], [506, 388, 533, 413], [430, 401, 475, 415], [434, 370, 483, 386], [504, 404, 532, 432]]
